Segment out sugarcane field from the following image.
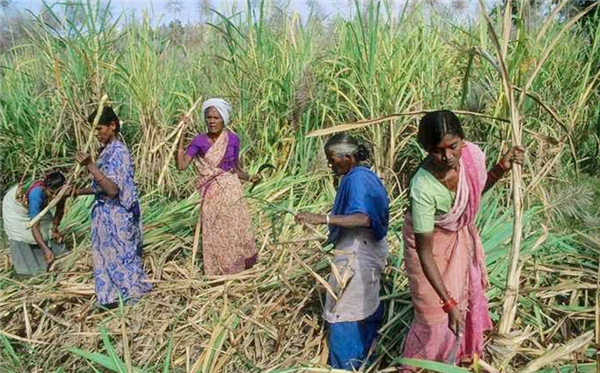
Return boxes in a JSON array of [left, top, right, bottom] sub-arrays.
[[1, 0, 600, 372]]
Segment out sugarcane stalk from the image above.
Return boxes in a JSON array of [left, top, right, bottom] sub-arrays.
[[498, 152, 524, 336], [275, 237, 324, 245], [516, 331, 594, 373], [479, 0, 524, 336], [151, 104, 201, 155], [157, 96, 204, 185], [28, 94, 108, 228], [190, 210, 202, 277], [596, 256, 600, 373], [476, 0, 525, 337], [150, 122, 184, 153], [305, 110, 511, 138]]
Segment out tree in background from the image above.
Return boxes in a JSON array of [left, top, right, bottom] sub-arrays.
[[197, 0, 212, 25], [166, 0, 184, 44], [167, 0, 183, 20], [0, 0, 30, 51]]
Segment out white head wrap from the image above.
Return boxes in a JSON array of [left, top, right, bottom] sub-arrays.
[[201, 98, 233, 126]]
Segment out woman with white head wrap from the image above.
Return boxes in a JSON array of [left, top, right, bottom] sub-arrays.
[[176, 98, 259, 275], [201, 98, 232, 126]]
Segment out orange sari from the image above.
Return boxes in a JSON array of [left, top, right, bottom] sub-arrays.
[[196, 131, 257, 275]]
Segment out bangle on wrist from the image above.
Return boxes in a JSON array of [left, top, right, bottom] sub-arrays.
[[498, 162, 510, 171], [442, 297, 458, 313], [326, 215, 330, 225], [95, 175, 106, 183]]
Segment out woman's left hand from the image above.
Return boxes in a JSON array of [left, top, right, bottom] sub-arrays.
[[60, 185, 75, 199], [250, 174, 261, 184], [76, 152, 93, 167], [499, 145, 526, 170], [295, 212, 326, 225]]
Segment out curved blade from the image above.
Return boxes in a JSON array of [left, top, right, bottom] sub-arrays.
[[249, 163, 277, 193], [446, 333, 461, 365], [256, 163, 276, 174]]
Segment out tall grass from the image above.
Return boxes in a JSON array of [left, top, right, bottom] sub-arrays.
[[2, 1, 598, 193]]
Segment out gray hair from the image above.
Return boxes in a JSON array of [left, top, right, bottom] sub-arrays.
[[327, 142, 360, 157], [324, 133, 370, 161]]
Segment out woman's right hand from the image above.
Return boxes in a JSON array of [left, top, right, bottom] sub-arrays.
[[76, 152, 93, 167], [52, 228, 64, 244], [180, 114, 191, 127], [448, 307, 464, 336], [43, 248, 55, 267]]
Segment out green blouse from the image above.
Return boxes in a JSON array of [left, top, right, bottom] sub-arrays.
[[409, 167, 456, 233]]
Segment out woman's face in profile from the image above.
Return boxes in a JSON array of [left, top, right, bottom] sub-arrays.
[[326, 150, 354, 176]]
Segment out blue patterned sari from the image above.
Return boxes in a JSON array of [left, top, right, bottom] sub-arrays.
[[91, 140, 151, 305]]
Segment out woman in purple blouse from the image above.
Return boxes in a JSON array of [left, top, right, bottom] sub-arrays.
[[176, 98, 259, 275]]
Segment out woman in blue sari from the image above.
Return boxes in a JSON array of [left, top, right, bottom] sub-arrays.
[[75, 106, 151, 308], [295, 133, 389, 370]]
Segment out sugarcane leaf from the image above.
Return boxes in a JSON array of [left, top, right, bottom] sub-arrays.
[[394, 358, 471, 372]]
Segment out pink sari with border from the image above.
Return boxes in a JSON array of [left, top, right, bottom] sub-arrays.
[[402, 142, 493, 365], [196, 131, 257, 275]]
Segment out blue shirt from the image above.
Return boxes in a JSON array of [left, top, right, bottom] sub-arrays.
[[329, 166, 389, 244], [27, 186, 45, 219]]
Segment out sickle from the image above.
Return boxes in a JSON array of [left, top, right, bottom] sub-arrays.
[[256, 163, 276, 174], [446, 332, 462, 365], [249, 163, 276, 193]]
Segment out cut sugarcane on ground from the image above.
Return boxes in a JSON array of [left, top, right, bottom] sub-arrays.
[[1, 0, 600, 372], [1, 186, 599, 372]]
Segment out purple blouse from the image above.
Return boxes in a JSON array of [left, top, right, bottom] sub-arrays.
[[186, 131, 240, 171]]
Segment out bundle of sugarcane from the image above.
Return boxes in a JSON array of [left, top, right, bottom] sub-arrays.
[[27, 94, 109, 229]]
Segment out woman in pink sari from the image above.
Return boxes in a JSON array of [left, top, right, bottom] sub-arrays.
[[402, 110, 524, 368], [176, 98, 259, 275]]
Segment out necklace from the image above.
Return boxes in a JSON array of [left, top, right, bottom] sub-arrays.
[[426, 158, 459, 191], [439, 172, 451, 190]]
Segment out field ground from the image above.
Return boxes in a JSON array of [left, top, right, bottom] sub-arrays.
[[1, 1, 600, 372]]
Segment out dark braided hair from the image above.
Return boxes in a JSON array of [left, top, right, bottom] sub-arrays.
[[43, 171, 66, 191], [88, 106, 120, 132]]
